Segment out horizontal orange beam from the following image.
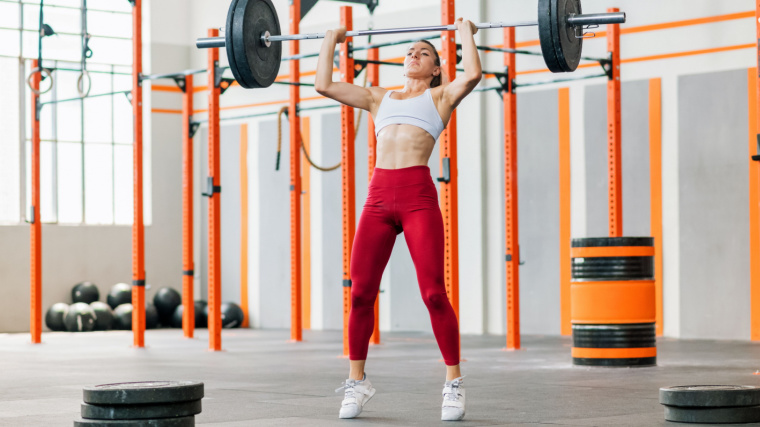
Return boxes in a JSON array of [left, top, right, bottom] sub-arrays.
[[152, 108, 182, 114], [622, 43, 754, 65]]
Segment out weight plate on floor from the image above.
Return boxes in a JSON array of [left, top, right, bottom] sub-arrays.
[[537, 0, 561, 73], [571, 237, 654, 248], [660, 385, 760, 408], [74, 416, 195, 426], [664, 405, 760, 424], [552, 0, 582, 72], [83, 381, 204, 405], [231, 0, 282, 88], [81, 400, 202, 420], [225, 0, 243, 88]]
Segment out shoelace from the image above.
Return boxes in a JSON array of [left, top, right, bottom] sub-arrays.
[[336, 380, 357, 398], [443, 376, 466, 402]]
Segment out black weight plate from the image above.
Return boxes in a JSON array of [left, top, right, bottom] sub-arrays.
[[225, 0, 245, 88], [571, 256, 654, 280], [551, 0, 582, 72], [83, 381, 204, 405], [573, 323, 656, 348], [81, 400, 202, 420], [232, 0, 282, 88], [572, 237, 654, 248], [573, 356, 656, 367], [537, 0, 562, 73], [660, 386, 760, 408], [664, 405, 760, 424], [74, 416, 195, 427]]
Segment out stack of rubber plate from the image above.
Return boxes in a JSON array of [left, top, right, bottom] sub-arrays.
[[660, 385, 760, 424], [73, 381, 204, 426]]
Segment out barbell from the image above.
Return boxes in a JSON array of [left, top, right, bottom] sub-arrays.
[[195, 0, 626, 89]]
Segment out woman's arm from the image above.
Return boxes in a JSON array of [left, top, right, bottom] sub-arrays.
[[314, 27, 377, 112], [441, 18, 482, 109]]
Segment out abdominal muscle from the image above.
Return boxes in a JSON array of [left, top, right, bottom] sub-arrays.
[[374, 124, 436, 169]]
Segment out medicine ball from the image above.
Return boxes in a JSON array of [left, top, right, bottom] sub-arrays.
[[90, 301, 113, 331], [221, 302, 245, 328], [171, 300, 208, 329], [45, 302, 69, 331], [153, 287, 181, 325], [145, 302, 159, 329], [72, 281, 100, 304], [107, 283, 132, 309], [112, 303, 133, 330], [64, 302, 96, 332]]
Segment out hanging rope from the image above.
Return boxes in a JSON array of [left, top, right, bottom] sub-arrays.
[[274, 26, 374, 173], [77, 0, 92, 98], [27, 0, 54, 95]]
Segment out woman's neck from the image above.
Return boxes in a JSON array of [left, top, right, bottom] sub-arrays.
[[402, 78, 431, 94]]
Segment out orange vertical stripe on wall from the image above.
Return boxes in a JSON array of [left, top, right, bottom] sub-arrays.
[[649, 78, 664, 337], [558, 88, 572, 336], [748, 67, 760, 340], [240, 124, 250, 328], [302, 117, 312, 330]]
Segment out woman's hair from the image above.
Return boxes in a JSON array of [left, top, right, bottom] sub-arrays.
[[418, 39, 442, 88]]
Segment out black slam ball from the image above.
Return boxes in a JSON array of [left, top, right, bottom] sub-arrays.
[[64, 302, 96, 332], [153, 287, 181, 325], [171, 301, 208, 329], [72, 281, 100, 304], [90, 301, 113, 331], [221, 302, 245, 328], [112, 303, 133, 330], [107, 283, 132, 309], [145, 303, 159, 329], [45, 303, 69, 331]]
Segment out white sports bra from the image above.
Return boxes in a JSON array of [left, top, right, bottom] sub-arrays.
[[373, 89, 446, 141]]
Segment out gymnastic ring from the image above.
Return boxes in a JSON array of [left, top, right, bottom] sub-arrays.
[[26, 67, 53, 95], [77, 70, 92, 98]]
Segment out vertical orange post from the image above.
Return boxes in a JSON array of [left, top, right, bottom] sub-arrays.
[[207, 28, 222, 351], [649, 78, 664, 337], [182, 74, 196, 337], [367, 47, 381, 346], [240, 123, 250, 328], [340, 6, 356, 357], [503, 28, 520, 350], [29, 59, 41, 344], [607, 8, 622, 238], [131, 0, 146, 348], [751, 1, 760, 341], [558, 88, 572, 337], [301, 117, 311, 330], [440, 0, 460, 349], [290, 0, 303, 343], [749, 65, 760, 340]]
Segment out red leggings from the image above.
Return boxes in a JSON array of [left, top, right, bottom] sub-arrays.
[[349, 165, 460, 366]]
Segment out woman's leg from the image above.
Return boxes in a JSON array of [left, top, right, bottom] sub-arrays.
[[347, 188, 397, 378], [398, 181, 461, 369]]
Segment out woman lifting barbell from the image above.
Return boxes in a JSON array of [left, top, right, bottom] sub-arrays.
[[315, 17, 481, 422]]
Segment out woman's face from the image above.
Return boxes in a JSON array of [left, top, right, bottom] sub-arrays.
[[404, 42, 439, 81]]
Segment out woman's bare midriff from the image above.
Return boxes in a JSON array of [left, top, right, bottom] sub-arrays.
[[374, 124, 436, 169]]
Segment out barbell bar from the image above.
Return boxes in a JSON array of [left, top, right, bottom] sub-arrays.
[[195, 0, 626, 89]]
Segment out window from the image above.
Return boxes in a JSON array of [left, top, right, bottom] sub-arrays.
[[0, 0, 145, 225]]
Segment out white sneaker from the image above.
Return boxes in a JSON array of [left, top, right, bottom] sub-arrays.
[[441, 376, 466, 421], [336, 373, 376, 419]]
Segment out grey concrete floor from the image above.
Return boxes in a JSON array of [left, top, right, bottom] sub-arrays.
[[1, 329, 760, 426]]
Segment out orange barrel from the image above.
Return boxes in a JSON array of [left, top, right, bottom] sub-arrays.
[[570, 237, 656, 367]]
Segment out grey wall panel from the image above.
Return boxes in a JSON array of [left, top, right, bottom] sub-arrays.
[[256, 119, 292, 329], [678, 69, 750, 340], [622, 80, 652, 237], [220, 125, 241, 304], [315, 113, 344, 330], [517, 89, 561, 335], [584, 84, 609, 237], [584, 80, 653, 237]]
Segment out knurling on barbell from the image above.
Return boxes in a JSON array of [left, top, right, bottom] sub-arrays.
[[196, 0, 625, 89]]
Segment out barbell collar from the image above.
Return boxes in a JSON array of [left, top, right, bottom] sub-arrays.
[[566, 12, 626, 26], [197, 37, 226, 49]]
